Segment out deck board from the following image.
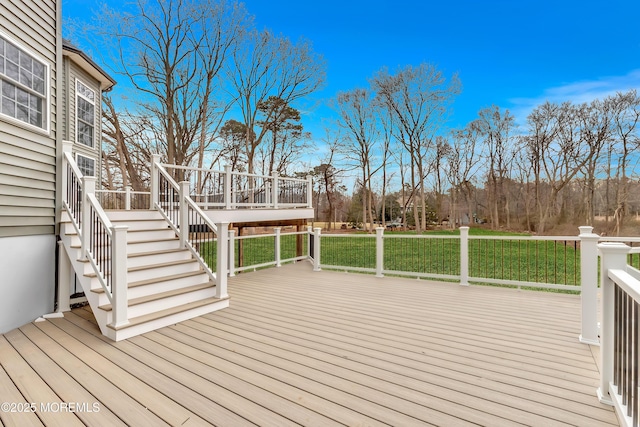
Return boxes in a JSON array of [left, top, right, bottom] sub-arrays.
[[0, 262, 618, 426]]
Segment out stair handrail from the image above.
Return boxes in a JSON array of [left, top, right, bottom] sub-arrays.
[[61, 142, 128, 327], [153, 159, 228, 299]]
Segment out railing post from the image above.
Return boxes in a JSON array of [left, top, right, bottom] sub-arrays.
[[272, 172, 279, 209], [224, 165, 232, 209], [460, 226, 470, 286], [307, 225, 313, 260], [150, 154, 161, 210], [579, 226, 600, 345], [111, 225, 129, 328], [275, 227, 282, 267], [125, 186, 132, 211], [179, 181, 189, 248], [81, 176, 96, 258], [597, 242, 631, 405], [216, 222, 229, 299], [376, 227, 384, 277], [306, 175, 313, 208], [228, 229, 236, 277], [313, 227, 321, 271]]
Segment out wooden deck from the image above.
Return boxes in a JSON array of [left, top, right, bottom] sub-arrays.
[[0, 262, 617, 426]]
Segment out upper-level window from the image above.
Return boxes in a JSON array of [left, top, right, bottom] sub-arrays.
[[76, 80, 95, 147], [0, 34, 48, 130], [76, 154, 95, 177]]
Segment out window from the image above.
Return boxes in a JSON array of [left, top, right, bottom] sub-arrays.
[[0, 34, 47, 130], [76, 80, 95, 147], [76, 154, 95, 177]]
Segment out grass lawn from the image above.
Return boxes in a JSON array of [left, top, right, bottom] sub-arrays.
[[197, 227, 639, 290]]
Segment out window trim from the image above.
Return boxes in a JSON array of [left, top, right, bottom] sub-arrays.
[[0, 30, 50, 134], [76, 153, 96, 177], [75, 78, 96, 148]]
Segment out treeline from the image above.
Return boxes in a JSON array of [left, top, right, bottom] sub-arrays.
[[74, 0, 640, 235], [319, 91, 640, 235]]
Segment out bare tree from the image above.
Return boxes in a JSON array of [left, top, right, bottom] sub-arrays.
[[102, 95, 152, 191], [446, 123, 483, 227], [334, 88, 381, 232], [477, 106, 515, 229], [576, 99, 613, 226], [372, 63, 460, 232], [95, 0, 247, 179], [227, 29, 325, 175], [610, 90, 640, 234], [526, 102, 590, 233]]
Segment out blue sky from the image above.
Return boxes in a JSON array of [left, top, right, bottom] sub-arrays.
[[63, 0, 640, 137]]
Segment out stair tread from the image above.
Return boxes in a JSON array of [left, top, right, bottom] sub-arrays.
[[91, 270, 208, 294], [106, 296, 228, 331], [84, 258, 199, 278], [129, 248, 190, 258], [98, 281, 215, 311]]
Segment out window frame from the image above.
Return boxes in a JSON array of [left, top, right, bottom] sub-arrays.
[[76, 153, 96, 177], [0, 31, 50, 133], [75, 78, 96, 148]]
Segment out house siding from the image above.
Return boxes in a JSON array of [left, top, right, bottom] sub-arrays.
[[0, 0, 59, 332], [0, 0, 58, 238]]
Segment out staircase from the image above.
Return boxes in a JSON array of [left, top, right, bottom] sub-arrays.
[[59, 209, 229, 341]]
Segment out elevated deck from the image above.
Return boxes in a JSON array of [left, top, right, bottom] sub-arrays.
[[0, 263, 617, 426]]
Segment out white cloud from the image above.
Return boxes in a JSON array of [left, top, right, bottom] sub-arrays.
[[508, 69, 640, 126]]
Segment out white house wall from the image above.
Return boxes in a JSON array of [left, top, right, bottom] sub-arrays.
[[0, 235, 55, 332]]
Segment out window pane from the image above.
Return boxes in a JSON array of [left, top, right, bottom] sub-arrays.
[[78, 98, 94, 122], [78, 121, 94, 147], [19, 53, 31, 71], [2, 81, 15, 99], [19, 67, 33, 88], [33, 76, 44, 95], [16, 86, 28, 105], [6, 43, 18, 63], [33, 61, 44, 79], [5, 60, 18, 80], [2, 97, 15, 116], [16, 103, 28, 121]]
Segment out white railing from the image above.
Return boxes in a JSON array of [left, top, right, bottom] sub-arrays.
[[96, 188, 151, 210], [309, 226, 581, 291], [598, 243, 640, 426], [151, 156, 228, 299], [62, 142, 128, 328], [159, 163, 312, 210], [228, 228, 308, 275]]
